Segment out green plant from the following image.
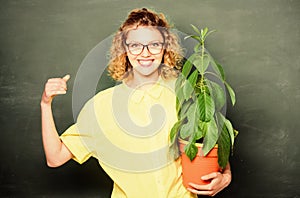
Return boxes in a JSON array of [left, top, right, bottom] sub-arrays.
[[170, 25, 237, 169]]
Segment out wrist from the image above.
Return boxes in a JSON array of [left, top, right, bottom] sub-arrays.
[[40, 100, 52, 108], [222, 171, 232, 186]]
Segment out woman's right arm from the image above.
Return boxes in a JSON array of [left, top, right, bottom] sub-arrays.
[[40, 75, 73, 167]]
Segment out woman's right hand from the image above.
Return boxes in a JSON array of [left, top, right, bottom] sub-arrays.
[[41, 74, 70, 106]]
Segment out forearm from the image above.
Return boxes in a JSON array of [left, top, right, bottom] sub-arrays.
[[40, 102, 71, 167]]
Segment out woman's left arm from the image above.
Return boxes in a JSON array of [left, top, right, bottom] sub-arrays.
[[187, 163, 232, 197]]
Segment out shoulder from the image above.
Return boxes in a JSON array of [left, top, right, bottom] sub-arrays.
[[94, 86, 115, 101], [77, 85, 121, 117], [160, 77, 176, 91]]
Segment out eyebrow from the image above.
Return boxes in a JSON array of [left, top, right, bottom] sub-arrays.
[[125, 40, 164, 44]]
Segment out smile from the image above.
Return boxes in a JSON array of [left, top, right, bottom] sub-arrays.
[[138, 59, 154, 67]]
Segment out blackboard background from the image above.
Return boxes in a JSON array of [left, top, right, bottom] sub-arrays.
[[0, 0, 299, 197]]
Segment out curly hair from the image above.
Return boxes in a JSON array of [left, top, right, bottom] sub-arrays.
[[107, 8, 183, 81]]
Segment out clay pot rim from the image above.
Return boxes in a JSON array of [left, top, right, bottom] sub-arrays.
[[178, 138, 218, 148]]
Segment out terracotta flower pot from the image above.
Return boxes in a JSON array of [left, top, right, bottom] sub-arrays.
[[179, 139, 219, 188]]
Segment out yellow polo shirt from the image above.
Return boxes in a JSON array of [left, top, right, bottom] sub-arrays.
[[60, 78, 196, 198]]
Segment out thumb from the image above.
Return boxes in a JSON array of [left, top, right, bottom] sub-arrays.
[[62, 74, 70, 82], [201, 172, 220, 180]]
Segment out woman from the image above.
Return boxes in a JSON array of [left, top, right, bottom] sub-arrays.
[[41, 8, 231, 197]]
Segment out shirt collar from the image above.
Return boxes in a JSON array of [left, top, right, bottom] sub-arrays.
[[123, 78, 164, 103]]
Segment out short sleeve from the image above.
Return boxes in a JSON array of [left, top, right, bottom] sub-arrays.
[[59, 96, 99, 164], [60, 124, 93, 164]]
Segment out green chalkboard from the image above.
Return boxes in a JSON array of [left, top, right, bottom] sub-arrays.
[[0, 0, 299, 197]]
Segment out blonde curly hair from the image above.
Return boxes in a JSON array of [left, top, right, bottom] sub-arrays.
[[108, 8, 183, 81]]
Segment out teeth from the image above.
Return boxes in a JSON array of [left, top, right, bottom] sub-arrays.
[[139, 60, 153, 66]]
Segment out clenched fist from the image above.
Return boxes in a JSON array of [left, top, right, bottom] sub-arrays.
[[41, 75, 70, 105]]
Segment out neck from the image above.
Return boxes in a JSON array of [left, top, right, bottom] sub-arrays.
[[125, 71, 160, 90]]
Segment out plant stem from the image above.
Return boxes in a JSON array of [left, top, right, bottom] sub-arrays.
[[200, 38, 205, 93]]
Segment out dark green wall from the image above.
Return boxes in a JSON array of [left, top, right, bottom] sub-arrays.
[[0, 0, 299, 197]]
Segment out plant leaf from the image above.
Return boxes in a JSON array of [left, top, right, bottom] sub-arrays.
[[183, 68, 198, 100], [201, 27, 208, 38], [209, 57, 225, 81], [203, 29, 216, 41], [179, 99, 193, 119], [208, 81, 226, 111], [184, 35, 201, 43], [175, 74, 185, 115], [170, 120, 182, 144], [195, 124, 204, 140], [216, 112, 234, 146], [198, 92, 215, 122], [194, 42, 202, 53], [225, 119, 235, 146], [175, 88, 184, 114], [187, 70, 198, 88], [193, 55, 209, 75], [202, 118, 219, 156], [183, 80, 194, 100], [180, 122, 192, 139], [185, 142, 198, 161], [225, 82, 236, 106], [179, 101, 200, 139], [217, 125, 231, 169], [182, 54, 196, 77], [190, 24, 201, 35]]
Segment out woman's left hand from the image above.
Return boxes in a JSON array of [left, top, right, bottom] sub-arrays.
[[186, 169, 232, 197]]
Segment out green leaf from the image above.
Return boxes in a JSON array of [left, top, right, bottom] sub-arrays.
[[183, 68, 198, 100], [225, 82, 236, 106], [179, 122, 192, 139], [190, 24, 201, 35], [179, 99, 193, 119], [179, 101, 200, 139], [187, 70, 198, 88], [224, 119, 235, 146], [195, 124, 203, 140], [215, 112, 225, 130], [182, 54, 196, 77], [217, 125, 231, 169], [208, 81, 226, 111], [209, 57, 225, 81], [175, 75, 185, 115], [198, 92, 215, 122], [201, 27, 208, 39], [202, 118, 219, 156], [216, 112, 235, 147], [176, 97, 180, 118], [203, 29, 216, 41], [198, 121, 207, 137], [175, 87, 184, 112], [183, 80, 194, 100], [218, 115, 234, 147], [175, 73, 184, 91], [170, 120, 181, 144], [216, 62, 225, 81], [185, 142, 198, 161], [193, 55, 209, 75], [184, 35, 201, 43], [194, 42, 202, 53]]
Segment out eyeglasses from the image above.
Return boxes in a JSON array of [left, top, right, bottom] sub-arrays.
[[125, 41, 164, 55]]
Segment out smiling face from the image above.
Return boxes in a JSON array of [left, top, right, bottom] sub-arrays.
[[125, 26, 164, 82]]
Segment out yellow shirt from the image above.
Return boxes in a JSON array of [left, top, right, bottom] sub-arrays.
[[60, 78, 196, 198]]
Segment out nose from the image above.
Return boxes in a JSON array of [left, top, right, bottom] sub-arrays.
[[140, 46, 151, 57]]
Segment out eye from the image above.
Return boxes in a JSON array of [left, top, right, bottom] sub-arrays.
[[129, 43, 141, 48], [150, 42, 160, 47]]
